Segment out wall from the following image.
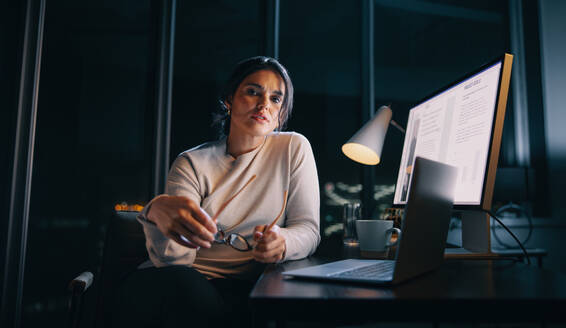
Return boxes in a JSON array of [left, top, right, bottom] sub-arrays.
[[539, 0, 566, 220]]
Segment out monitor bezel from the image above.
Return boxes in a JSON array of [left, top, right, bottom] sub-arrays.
[[392, 53, 513, 211]]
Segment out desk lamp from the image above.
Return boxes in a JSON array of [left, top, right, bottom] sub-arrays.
[[342, 105, 404, 166], [341, 105, 405, 223]]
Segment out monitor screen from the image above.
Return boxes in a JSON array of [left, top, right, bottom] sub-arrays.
[[393, 60, 504, 206]]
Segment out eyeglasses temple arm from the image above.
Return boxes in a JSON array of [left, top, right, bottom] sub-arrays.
[[265, 190, 288, 233]]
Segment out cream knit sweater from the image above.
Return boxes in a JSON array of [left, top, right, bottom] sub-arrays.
[[138, 132, 320, 280]]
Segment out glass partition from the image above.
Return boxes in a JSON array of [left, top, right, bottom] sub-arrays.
[[23, 1, 156, 325]]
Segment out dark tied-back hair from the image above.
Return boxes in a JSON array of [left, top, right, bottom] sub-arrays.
[[213, 56, 294, 137]]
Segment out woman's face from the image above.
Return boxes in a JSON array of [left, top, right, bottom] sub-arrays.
[[227, 69, 285, 138]]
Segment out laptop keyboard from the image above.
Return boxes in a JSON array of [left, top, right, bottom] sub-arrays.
[[329, 261, 395, 280]]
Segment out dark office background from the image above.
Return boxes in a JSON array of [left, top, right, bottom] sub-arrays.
[[2, 0, 566, 327]]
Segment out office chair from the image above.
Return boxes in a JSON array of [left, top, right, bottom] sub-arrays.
[[68, 210, 148, 328]]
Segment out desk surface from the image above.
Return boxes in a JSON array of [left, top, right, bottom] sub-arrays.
[[250, 256, 566, 323]]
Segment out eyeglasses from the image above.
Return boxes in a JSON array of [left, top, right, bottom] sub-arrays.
[[212, 175, 288, 252], [213, 229, 252, 252]]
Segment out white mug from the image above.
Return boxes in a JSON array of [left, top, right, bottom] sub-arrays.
[[355, 220, 401, 254]]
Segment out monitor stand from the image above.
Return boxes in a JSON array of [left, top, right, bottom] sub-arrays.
[[445, 210, 493, 257], [462, 210, 491, 253], [444, 210, 547, 265]]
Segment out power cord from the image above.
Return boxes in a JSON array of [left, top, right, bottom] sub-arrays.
[[491, 203, 533, 248], [482, 209, 531, 265]]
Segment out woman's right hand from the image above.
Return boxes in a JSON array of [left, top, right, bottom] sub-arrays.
[[146, 195, 217, 249]]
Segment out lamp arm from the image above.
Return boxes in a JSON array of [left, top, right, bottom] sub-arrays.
[[390, 119, 406, 134]]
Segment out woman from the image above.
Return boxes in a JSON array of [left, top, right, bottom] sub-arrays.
[[114, 56, 320, 327]]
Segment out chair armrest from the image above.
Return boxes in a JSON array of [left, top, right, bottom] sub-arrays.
[[68, 271, 94, 328], [69, 271, 94, 294]]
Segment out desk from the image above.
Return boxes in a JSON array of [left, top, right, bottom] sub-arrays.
[[250, 256, 566, 326]]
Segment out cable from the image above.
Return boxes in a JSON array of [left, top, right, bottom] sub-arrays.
[[483, 209, 531, 265], [491, 203, 533, 248]]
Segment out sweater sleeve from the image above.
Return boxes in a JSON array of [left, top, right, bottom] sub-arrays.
[[136, 155, 200, 267], [278, 133, 321, 261]]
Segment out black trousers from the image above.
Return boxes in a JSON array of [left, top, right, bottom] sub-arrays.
[[112, 266, 256, 328]]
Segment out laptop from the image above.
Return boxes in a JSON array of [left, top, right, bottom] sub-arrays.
[[283, 157, 458, 285]]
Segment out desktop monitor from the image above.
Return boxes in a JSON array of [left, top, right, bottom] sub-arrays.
[[393, 54, 513, 253]]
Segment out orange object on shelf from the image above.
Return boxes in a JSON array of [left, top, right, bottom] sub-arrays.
[[114, 202, 145, 212]]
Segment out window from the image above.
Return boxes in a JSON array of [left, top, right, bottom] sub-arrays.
[[171, 0, 262, 161], [280, 0, 363, 237]]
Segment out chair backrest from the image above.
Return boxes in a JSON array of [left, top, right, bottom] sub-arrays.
[[95, 211, 147, 328]]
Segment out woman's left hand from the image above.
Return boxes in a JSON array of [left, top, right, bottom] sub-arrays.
[[252, 225, 286, 263]]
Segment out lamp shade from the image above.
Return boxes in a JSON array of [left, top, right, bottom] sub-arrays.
[[341, 105, 392, 165]]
